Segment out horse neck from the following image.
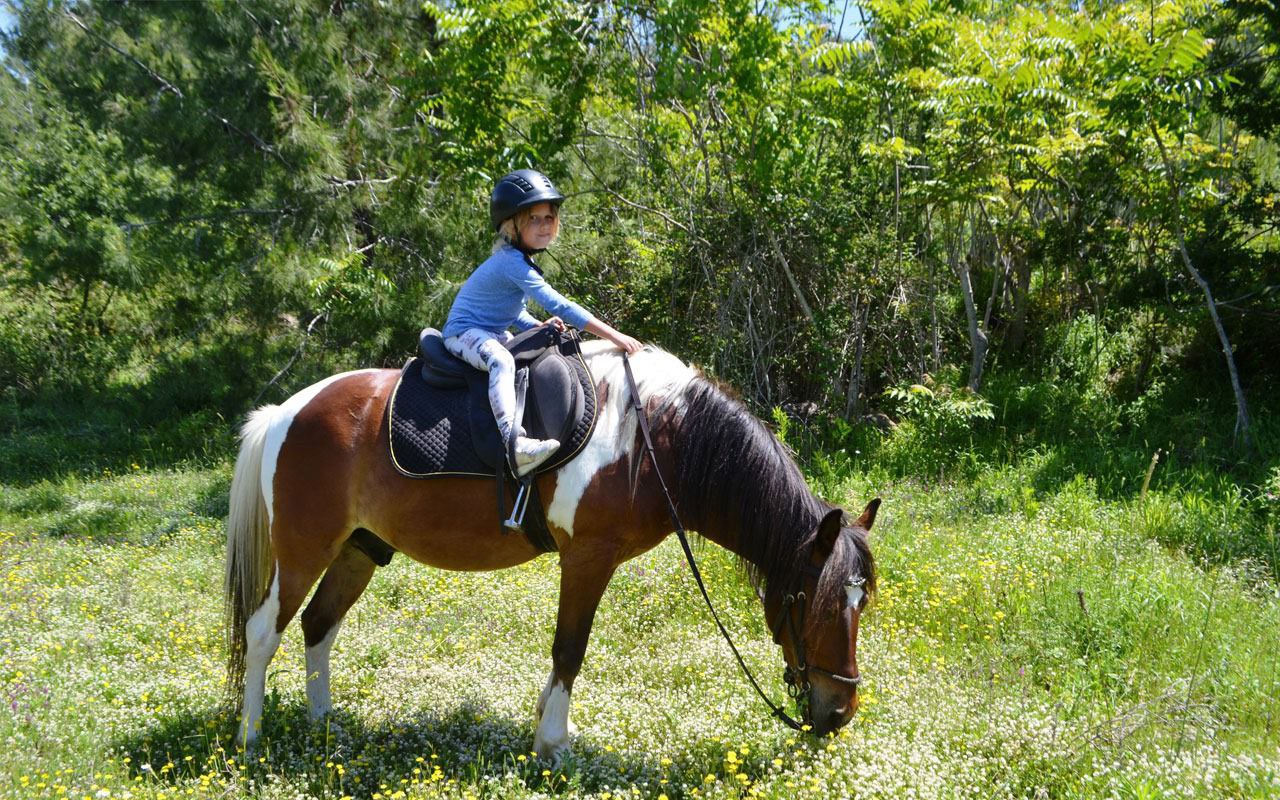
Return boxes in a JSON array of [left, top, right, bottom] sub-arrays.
[[686, 482, 820, 575]]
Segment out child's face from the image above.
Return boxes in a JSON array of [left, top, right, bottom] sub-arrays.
[[519, 202, 559, 250]]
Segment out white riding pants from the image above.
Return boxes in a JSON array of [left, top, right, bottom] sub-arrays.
[[444, 328, 517, 442]]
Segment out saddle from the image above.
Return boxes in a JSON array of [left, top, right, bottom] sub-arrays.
[[387, 326, 599, 550]]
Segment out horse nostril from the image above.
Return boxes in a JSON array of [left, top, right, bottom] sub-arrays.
[[826, 704, 855, 730]]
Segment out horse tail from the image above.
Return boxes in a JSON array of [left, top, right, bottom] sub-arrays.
[[224, 405, 278, 708]]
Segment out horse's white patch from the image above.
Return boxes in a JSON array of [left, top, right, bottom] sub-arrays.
[[259, 370, 379, 523], [533, 674, 574, 759], [305, 621, 342, 720], [846, 580, 865, 609], [239, 568, 282, 746], [546, 344, 697, 537]]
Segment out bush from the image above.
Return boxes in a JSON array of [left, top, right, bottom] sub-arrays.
[[873, 374, 994, 479]]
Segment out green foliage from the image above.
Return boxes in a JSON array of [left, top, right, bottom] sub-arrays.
[[866, 375, 995, 478], [0, 0, 1274, 533], [884, 377, 994, 435], [310, 251, 395, 331], [769, 405, 791, 445], [2, 0, 1275, 418]]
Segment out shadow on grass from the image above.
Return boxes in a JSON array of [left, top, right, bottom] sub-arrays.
[[113, 697, 775, 799], [0, 464, 233, 544]]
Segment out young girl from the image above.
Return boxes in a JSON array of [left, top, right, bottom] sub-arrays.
[[443, 169, 643, 476]]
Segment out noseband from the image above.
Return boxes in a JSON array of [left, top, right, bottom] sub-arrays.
[[769, 565, 864, 707]]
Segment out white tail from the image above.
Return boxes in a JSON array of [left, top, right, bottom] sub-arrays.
[[223, 405, 278, 707]]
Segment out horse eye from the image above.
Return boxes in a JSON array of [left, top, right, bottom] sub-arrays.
[[845, 583, 865, 609]]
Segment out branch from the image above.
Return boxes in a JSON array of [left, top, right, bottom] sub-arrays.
[[253, 313, 326, 406], [570, 143, 711, 245], [64, 10, 284, 162], [119, 207, 295, 233], [1215, 284, 1280, 307], [767, 227, 816, 325], [326, 176, 398, 189]]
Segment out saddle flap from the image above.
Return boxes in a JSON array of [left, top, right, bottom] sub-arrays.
[[422, 364, 467, 390], [525, 350, 584, 444]]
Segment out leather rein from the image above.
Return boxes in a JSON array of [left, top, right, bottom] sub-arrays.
[[620, 354, 861, 732]]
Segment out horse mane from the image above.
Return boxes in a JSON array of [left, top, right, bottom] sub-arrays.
[[577, 341, 875, 618], [669, 376, 876, 616]]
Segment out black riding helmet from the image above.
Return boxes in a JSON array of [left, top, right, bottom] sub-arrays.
[[490, 169, 565, 232]]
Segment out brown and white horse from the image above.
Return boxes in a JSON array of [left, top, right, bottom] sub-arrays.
[[224, 342, 877, 758]]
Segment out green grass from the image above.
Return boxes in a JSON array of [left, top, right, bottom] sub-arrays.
[[2, 446, 1278, 798]]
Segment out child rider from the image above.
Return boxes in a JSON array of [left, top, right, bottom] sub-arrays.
[[442, 169, 643, 476]]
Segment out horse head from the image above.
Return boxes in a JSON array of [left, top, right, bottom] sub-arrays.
[[768, 498, 878, 735]]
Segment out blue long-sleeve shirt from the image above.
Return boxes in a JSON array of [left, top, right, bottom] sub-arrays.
[[443, 246, 594, 338]]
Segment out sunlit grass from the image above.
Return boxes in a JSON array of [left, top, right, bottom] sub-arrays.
[[1, 460, 1277, 798]]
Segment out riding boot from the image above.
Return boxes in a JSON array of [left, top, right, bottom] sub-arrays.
[[514, 437, 560, 477]]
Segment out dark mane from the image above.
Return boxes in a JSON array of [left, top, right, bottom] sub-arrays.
[[670, 378, 876, 616]]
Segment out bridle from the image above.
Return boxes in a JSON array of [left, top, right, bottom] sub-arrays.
[[768, 565, 864, 710], [621, 353, 864, 732]]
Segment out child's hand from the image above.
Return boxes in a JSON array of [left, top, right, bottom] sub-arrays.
[[612, 334, 644, 354], [541, 316, 566, 332], [583, 319, 643, 354]]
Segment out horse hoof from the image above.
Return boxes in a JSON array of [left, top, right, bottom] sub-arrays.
[[534, 738, 569, 762]]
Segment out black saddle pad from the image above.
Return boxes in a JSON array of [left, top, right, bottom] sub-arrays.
[[387, 333, 599, 479]]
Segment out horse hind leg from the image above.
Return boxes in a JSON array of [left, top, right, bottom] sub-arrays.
[[300, 534, 381, 721], [238, 567, 284, 747], [237, 541, 342, 747]]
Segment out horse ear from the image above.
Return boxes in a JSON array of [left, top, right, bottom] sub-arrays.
[[855, 498, 881, 532], [815, 507, 844, 554]]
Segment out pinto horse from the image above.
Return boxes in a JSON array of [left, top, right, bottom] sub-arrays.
[[224, 342, 877, 758]]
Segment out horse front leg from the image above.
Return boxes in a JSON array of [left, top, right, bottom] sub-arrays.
[[535, 544, 617, 760]]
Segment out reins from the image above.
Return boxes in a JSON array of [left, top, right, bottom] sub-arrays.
[[621, 353, 818, 731]]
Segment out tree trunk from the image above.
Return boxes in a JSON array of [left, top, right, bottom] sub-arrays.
[[924, 206, 941, 372], [950, 230, 988, 392], [1176, 236, 1253, 450], [1005, 254, 1032, 353], [1149, 121, 1253, 450], [959, 263, 988, 392], [845, 298, 870, 421], [983, 250, 1010, 332]]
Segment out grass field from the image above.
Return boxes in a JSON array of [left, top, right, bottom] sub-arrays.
[[2, 443, 1278, 799]]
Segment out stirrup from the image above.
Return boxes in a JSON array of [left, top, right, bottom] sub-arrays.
[[503, 477, 533, 532]]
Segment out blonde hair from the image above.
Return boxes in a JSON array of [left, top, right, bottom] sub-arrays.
[[494, 205, 561, 251]]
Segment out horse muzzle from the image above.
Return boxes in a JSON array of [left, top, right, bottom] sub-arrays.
[[807, 683, 858, 736]]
